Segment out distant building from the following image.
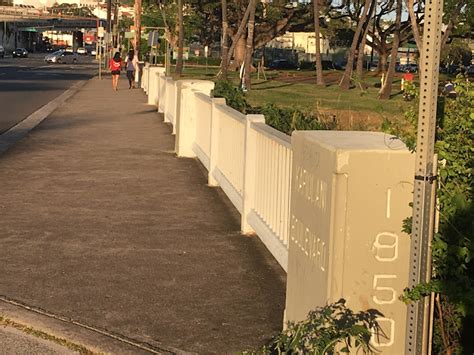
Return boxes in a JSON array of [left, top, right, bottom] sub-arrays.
[[11, 0, 105, 9], [267, 31, 332, 58]]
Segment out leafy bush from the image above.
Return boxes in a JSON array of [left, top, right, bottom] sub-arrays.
[[384, 76, 473, 354], [212, 80, 250, 113], [212, 81, 337, 135], [247, 300, 382, 354], [260, 104, 337, 135]]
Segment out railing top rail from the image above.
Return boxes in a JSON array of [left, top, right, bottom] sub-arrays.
[[252, 122, 292, 149], [194, 91, 212, 103], [215, 103, 246, 124]]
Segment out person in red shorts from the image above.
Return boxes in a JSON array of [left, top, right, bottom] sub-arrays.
[[109, 52, 122, 91]]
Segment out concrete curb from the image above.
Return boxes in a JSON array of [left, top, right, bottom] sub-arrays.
[[0, 80, 87, 155], [0, 297, 189, 354]]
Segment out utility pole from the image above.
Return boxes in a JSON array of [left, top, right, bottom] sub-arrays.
[[133, 0, 141, 57]]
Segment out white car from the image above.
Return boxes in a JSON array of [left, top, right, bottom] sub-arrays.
[[45, 50, 79, 64], [77, 47, 87, 55]]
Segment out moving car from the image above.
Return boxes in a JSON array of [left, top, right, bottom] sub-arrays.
[[0, 45, 4, 58], [44, 50, 78, 64], [12, 48, 28, 58]]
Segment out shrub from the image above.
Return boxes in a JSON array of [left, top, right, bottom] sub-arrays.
[[212, 81, 337, 135], [260, 104, 337, 135], [212, 80, 250, 113], [246, 300, 382, 354], [384, 76, 473, 354]]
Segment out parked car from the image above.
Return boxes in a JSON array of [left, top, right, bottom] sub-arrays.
[[0, 45, 4, 58], [465, 65, 474, 77], [44, 50, 78, 64], [397, 63, 418, 73], [12, 48, 28, 58], [268, 59, 298, 70], [77, 47, 87, 55]]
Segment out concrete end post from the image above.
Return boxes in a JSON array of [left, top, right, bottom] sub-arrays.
[[285, 131, 414, 354]]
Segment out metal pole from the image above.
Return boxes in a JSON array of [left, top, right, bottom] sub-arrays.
[[405, 0, 444, 352]]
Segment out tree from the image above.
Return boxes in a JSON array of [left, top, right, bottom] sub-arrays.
[[220, 0, 229, 79], [339, 0, 372, 90], [379, 0, 402, 99], [313, 0, 325, 85], [133, 0, 142, 58], [175, 0, 184, 75]]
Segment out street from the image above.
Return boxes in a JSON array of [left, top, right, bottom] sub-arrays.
[[0, 53, 97, 134]]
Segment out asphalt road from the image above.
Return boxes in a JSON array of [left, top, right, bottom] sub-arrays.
[[0, 53, 97, 135]]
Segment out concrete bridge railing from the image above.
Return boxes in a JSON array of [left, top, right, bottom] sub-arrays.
[[142, 66, 416, 354]]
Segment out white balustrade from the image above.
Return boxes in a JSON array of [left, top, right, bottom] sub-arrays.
[[147, 67, 165, 106], [158, 73, 167, 113], [192, 93, 212, 169], [143, 72, 415, 350], [143, 74, 291, 271]]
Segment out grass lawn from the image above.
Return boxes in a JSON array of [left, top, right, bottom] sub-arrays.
[[177, 65, 415, 130]]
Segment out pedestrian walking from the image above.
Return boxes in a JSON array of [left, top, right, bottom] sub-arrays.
[[125, 50, 137, 89], [109, 52, 122, 91]]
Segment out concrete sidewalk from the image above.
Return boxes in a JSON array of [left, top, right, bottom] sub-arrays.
[[0, 77, 286, 354]]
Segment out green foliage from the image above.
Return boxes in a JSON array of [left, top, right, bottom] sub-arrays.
[[441, 39, 472, 66], [213, 81, 337, 135], [213, 80, 250, 113], [384, 76, 473, 353], [260, 104, 337, 135], [248, 300, 382, 354]]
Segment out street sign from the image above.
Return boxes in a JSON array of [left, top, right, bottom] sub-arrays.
[[124, 31, 134, 39], [98, 26, 104, 38]]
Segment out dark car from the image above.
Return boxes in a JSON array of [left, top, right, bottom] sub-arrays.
[[465, 65, 474, 77], [12, 48, 28, 58], [268, 59, 298, 70], [319, 60, 342, 70]]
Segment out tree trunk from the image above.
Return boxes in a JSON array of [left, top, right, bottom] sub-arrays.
[[339, 0, 372, 90], [356, 29, 368, 78], [232, 36, 247, 70], [313, 0, 325, 85], [379, 0, 402, 99], [220, 0, 229, 80], [226, 2, 252, 66], [133, 0, 141, 58], [175, 0, 184, 76], [406, 0, 422, 52], [377, 47, 388, 75], [243, 0, 256, 90], [356, 0, 375, 78]]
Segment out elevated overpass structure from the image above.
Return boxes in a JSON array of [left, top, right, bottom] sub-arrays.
[[0, 7, 103, 51], [0, 6, 100, 30]]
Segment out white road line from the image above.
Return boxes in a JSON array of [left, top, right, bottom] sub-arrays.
[[0, 80, 88, 154]]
